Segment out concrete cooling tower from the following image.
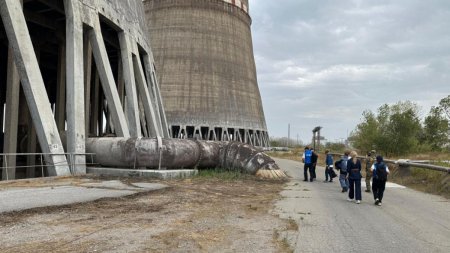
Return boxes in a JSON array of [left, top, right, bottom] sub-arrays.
[[143, 0, 269, 147]]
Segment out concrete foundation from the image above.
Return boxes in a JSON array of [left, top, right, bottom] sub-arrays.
[[87, 167, 198, 179]]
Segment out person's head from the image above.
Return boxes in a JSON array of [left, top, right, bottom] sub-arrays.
[[376, 155, 383, 163], [367, 151, 371, 156], [325, 149, 330, 154], [350, 151, 358, 162], [344, 151, 350, 156], [305, 146, 310, 150]]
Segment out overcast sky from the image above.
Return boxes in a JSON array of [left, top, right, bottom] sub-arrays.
[[249, 0, 450, 144]]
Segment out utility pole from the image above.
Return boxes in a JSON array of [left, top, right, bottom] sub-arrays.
[[287, 123, 290, 147]]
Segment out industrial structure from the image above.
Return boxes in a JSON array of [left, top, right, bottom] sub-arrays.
[[0, 0, 168, 180], [143, 0, 269, 147], [0, 0, 280, 181]]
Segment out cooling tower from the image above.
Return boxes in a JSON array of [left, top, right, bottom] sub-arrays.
[[143, 0, 269, 147]]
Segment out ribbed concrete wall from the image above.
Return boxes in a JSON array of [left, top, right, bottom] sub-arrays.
[[143, 0, 269, 146]]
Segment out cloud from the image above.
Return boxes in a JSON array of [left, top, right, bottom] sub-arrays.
[[249, 0, 450, 142]]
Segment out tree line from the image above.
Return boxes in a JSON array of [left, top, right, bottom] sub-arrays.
[[350, 95, 450, 156]]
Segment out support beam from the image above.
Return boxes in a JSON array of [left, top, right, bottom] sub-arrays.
[[2, 48, 20, 180], [143, 55, 170, 138], [0, 0, 70, 176], [88, 18, 130, 138], [118, 33, 141, 137], [133, 53, 160, 137], [83, 33, 92, 136], [64, 0, 85, 174], [55, 44, 66, 132]]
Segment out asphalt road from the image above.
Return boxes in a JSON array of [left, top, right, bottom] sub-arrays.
[[273, 158, 450, 253]]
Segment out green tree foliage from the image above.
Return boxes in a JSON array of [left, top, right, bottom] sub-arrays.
[[438, 95, 450, 120], [422, 106, 449, 150], [350, 110, 379, 152], [351, 101, 422, 156]]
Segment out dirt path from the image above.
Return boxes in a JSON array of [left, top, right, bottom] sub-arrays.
[[0, 176, 293, 253]]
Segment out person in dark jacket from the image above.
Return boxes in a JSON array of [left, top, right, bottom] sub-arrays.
[[347, 151, 362, 204], [302, 146, 313, 182], [311, 148, 318, 181], [324, 150, 334, 182], [371, 155, 390, 206]]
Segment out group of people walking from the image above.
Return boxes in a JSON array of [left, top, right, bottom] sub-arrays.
[[302, 147, 390, 206]]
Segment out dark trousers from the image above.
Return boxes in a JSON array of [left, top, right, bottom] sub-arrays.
[[325, 165, 331, 181], [304, 163, 313, 181], [348, 178, 362, 200], [372, 179, 387, 201], [311, 164, 317, 179]]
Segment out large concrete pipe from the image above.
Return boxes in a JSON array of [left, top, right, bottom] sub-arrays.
[[86, 138, 281, 175]]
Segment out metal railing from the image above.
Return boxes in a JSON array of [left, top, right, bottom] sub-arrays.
[[330, 152, 450, 173], [0, 153, 97, 181]]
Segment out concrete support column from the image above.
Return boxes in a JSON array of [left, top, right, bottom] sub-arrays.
[[55, 44, 66, 132], [88, 17, 130, 138], [90, 72, 100, 136], [0, 0, 70, 176], [2, 48, 20, 180], [83, 34, 92, 136], [143, 55, 169, 138], [118, 33, 141, 137], [64, 0, 86, 174], [132, 53, 160, 137]]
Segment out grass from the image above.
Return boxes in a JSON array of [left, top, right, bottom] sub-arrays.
[[195, 168, 251, 180]]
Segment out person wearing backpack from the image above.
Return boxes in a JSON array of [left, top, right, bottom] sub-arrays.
[[335, 151, 350, 192], [347, 151, 362, 204], [371, 155, 390, 206], [302, 146, 313, 182]]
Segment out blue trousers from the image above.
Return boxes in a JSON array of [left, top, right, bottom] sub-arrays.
[[348, 178, 362, 200], [339, 174, 349, 189]]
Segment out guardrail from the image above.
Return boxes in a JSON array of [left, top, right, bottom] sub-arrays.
[[0, 153, 97, 180], [329, 153, 450, 174]]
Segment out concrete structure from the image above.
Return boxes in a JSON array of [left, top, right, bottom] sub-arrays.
[[144, 0, 269, 147], [0, 0, 168, 180]]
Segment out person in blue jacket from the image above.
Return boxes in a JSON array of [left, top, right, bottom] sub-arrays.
[[347, 151, 362, 204], [324, 150, 334, 182], [371, 155, 390, 206], [302, 146, 313, 182]]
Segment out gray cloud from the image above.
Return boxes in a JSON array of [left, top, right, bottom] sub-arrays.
[[249, 0, 450, 143]]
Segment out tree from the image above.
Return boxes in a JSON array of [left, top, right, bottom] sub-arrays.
[[422, 106, 449, 150], [350, 110, 379, 152], [350, 101, 422, 156], [438, 95, 450, 120]]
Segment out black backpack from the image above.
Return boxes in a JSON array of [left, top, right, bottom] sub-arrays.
[[375, 163, 388, 181]]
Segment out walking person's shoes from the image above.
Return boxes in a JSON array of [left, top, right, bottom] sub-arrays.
[[374, 198, 380, 205], [303, 179, 308, 182], [365, 189, 371, 193], [323, 180, 328, 183], [341, 188, 346, 192], [347, 198, 353, 202], [310, 179, 313, 182], [329, 180, 333, 182], [356, 200, 361, 204]]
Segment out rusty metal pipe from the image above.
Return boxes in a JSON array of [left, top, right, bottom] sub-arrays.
[[85, 138, 279, 174]]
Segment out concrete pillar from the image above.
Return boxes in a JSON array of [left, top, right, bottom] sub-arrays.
[[88, 17, 130, 138], [118, 33, 141, 137], [83, 34, 92, 136], [64, 0, 86, 174], [2, 48, 20, 180], [0, 0, 70, 176], [143, 55, 169, 138], [133, 53, 160, 137], [90, 72, 100, 136], [55, 44, 66, 132]]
